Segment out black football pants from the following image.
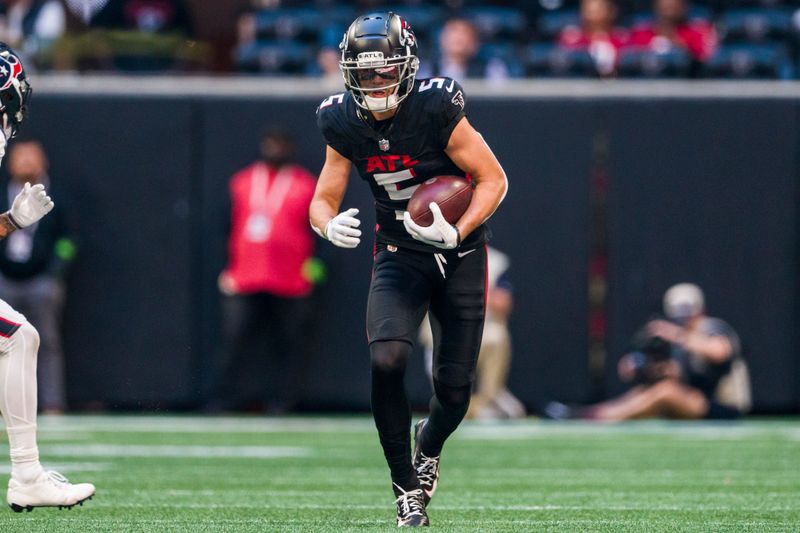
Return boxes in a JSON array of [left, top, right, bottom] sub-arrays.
[[366, 243, 486, 490]]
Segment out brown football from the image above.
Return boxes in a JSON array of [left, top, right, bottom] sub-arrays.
[[407, 176, 473, 226]]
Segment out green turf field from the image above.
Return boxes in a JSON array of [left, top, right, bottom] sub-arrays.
[[0, 416, 798, 532]]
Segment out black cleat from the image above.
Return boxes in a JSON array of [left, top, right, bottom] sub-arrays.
[[393, 483, 429, 527], [412, 418, 440, 506]]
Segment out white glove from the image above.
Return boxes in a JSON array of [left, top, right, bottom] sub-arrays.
[[8, 182, 54, 229], [325, 207, 361, 248], [0, 130, 6, 164], [403, 202, 460, 250]]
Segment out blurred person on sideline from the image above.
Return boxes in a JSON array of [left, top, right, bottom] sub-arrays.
[[545, 283, 751, 421], [0, 0, 65, 70], [627, 0, 717, 65], [0, 42, 94, 512], [207, 128, 320, 414], [420, 246, 524, 420], [423, 17, 510, 81], [557, 0, 628, 77], [0, 139, 75, 415]]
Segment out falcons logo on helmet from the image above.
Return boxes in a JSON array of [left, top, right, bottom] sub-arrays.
[[399, 18, 415, 48]]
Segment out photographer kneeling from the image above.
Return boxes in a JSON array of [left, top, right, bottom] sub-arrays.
[[548, 283, 751, 421]]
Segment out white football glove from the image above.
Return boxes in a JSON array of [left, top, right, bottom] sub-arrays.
[[403, 202, 460, 250], [8, 182, 54, 229], [0, 129, 6, 164], [324, 207, 361, 248]]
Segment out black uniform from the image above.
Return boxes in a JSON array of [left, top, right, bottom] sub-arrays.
[[317, 77, 488, 387], [674, 317, 742, 419]]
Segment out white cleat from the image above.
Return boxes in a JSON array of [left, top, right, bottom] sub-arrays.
[[7, 471, 95, 512]]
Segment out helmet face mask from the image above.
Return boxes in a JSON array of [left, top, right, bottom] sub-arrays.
[[0, 43, 30, 139], [339, 12, 419, 113]]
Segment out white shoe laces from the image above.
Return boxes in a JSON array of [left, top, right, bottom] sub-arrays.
[[415, 453, 439, 486], [393, 483, 425, 518]]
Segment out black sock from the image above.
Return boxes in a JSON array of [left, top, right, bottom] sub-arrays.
[[370, 340, 418, 490], [419, 380, 471, 457]]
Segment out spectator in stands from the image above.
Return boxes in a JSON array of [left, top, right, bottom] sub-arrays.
[[424, 18, 510, 81], [420, 247, 525, 420], [0, 140, 75, 414], [314, 46, 343, 88], [627, 0, 717, 63], [545, 283, 751, 421], [83, 0, 193, 35], [62, 0, 110, 25], [207, 128, 320, 414], [0, 0, 65, 71], [58, 0, 201, 71], [557, 0, 628, 76]]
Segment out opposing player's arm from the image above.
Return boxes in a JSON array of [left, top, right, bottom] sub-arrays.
[[0, 214, 18, 239], [309, 145, 362, 248], [445, 117, 507, 241]]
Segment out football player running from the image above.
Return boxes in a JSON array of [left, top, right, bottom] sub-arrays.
[[310, 13, 507, 527], [0, 43, 95, 512]]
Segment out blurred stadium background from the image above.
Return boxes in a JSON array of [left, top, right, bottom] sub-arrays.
[[0, 0, 796, 413], [25, 75, 798, 415]]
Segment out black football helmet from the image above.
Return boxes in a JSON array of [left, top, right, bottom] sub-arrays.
[[0, 43, 30, 139], [339, 12, 419, 112]]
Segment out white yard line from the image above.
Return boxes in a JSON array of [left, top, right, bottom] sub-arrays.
[[33, 415, 377, 434], [2, 416, 797, 441], [35, 444, 310, 458], [0, 462, 110, 473]]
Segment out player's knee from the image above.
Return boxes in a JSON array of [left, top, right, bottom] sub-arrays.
[[4, 321, 39, 359], [370, 340, 412, 373], [433, 380, 471, 409], [20, 321, 40, 354]]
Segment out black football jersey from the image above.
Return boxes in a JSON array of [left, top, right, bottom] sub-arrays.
[[317, 77, 488, 252]]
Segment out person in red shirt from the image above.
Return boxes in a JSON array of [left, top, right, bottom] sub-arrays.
[[557, 0, 629, 76], [209, 128, 319, 413], [628, 0, 717, 62]]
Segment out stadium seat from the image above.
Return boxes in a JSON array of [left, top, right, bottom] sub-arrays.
[[703, 43, 795, 79], [536, 8, 580, 42], [234, 41, 315, 75], [477, 42, 526, 77], [253, 8, 324, 43], [628, 5, 713, 27], [462, 6, 529, 41], [385, 5, 445, 40], [525, 43, 600, 77], [617, 47, 693, 78], [316, 6, 357, 48], [716, 8, 794, 44]]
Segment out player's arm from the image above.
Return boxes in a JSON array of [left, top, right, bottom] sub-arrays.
[[309, 145, 362, 248], [647, 319, 733, 364], [445, 117, 507, 241]]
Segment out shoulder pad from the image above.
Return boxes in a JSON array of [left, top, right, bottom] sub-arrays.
[[317, 93, 346, 114], [415, 77, 466, 111]]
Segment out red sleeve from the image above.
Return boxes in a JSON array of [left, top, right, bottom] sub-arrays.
[[680, 22, 717, 61]]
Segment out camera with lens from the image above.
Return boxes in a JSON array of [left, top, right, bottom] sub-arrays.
[[627, 329, 673, 384]]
